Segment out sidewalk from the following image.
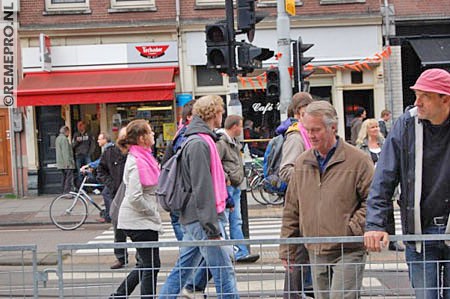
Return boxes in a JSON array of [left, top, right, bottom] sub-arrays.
[[0, 193, 283, 227]]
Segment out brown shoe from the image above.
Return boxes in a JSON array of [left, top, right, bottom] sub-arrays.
[[110, 260, 124, 269]]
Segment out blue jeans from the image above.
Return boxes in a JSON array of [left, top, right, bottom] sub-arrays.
[[102, 186, 112, 222], [170, 212, 184, 242], [225, 186, 249, 259], [405, 225, 450, 299], [159, 221, 239, 299]]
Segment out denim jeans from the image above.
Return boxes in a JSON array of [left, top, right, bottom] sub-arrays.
[[112, 229, 160, 299], [405, 225, 450, 299], [225, 186, 249, 259], [170, 212, 184, 242], [101, 186, 112, 222], [159, 221, 239, 299]]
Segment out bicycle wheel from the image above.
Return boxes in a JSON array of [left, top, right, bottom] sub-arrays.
[[50, 193, 88, 230], [257, 177, 285, 206], [249, 175, 269, 206]]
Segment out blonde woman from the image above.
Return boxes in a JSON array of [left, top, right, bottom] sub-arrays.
[[355, 118, 384, 165]]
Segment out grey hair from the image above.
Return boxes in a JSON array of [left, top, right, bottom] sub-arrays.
[[305, 100, 338, 128], [59, 126, 69, 134]]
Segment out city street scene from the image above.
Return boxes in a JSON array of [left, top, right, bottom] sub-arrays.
[[0, 0, 449, 298]]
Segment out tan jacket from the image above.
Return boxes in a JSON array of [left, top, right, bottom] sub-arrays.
[[216, 132, 244, 187], [279, 124, 306, 184], [279, 137, 374, 257]]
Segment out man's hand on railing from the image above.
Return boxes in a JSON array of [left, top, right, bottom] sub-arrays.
[[364, 231, 389, 252]]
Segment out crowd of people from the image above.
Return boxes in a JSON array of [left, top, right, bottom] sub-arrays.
[[54, 68, 449, 298]]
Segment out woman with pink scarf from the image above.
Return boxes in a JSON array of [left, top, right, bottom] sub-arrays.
[[110, 119, 162, 299]]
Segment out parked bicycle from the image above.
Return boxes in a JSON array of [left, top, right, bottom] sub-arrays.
[[244, 157, 284, 206], [49, 174, 105, 230]]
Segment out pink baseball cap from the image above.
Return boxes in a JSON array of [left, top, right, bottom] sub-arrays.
[[410, 68, 450, 96]]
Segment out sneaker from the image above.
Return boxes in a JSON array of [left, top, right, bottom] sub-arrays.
[[178, 287, 205, 299], [96, 217, 107, 223], [236, 253, 260, 263], [110, 260, 125, 270]]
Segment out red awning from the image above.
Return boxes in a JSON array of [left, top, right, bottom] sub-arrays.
[[16, 67, 177, 106]]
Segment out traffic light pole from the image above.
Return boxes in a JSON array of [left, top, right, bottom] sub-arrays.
[[276, 0, 292, 118]]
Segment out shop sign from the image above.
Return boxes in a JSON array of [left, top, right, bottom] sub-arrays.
[[127, 41, 178, 64], [252, 102, 280, 115]]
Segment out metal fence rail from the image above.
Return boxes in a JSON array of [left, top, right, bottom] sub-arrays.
[[0, 244, 39, 299], [51, 234, 449, 298]]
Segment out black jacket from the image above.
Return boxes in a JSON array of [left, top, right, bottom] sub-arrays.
[[97, 144, 127, 197]]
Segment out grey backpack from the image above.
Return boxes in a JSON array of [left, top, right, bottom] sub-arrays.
[[156, 136, 197, 213]]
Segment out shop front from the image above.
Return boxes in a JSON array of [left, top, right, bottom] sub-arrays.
[[18, 41, 179, 194]]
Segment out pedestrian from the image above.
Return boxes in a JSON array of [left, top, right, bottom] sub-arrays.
[[159, 95, 239, 299], [378, 109, 391, 138], [217, 115, 260, 263], [110, 119, 162, 299], [97, 127, 129, 270], [278, 92, 314, 299], [364, 68, 450, 299], [356, 119, 404, 252], [72, 120, 95, 186], [80, 132, 114, 223], [161, 99, 197, 242], [280, 101, 374, 299], [350, 106, 366, 145], [55, 126, 75, 193]]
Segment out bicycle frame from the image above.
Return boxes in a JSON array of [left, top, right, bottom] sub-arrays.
[[69, 176, 104, 212]]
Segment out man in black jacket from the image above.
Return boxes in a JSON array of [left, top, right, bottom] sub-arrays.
[[97, 127, 128, 270]]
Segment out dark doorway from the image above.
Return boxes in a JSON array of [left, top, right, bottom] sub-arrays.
[[36, 106, 65, 194], [343, 89, 374, 142]]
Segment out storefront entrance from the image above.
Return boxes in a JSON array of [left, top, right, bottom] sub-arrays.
[[36, 106, 65, 194], [0, 109, 12, 193], [343, 89, 374, 142]]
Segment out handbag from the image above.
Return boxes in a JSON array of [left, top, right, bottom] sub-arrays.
[[109, 182, 126, 224]]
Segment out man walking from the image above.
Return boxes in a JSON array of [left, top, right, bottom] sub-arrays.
[[364, 68, 450, 299], [217, 115, 259, 263], [350, 107, 366, 145], [97, 128, 129, 271], [378, 109, 391, 138], [159, 95, 239, 299], [55, 126, 75, 193], [280, 101, 374, 299]]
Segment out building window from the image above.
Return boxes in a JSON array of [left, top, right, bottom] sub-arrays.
[[258, 0, 302, 6], [196, 66, 224, 87], [320, 0, 365, 4], [110, 0, 156, 11], [45, 0, 90, 13], [351, 71, 363, 84]]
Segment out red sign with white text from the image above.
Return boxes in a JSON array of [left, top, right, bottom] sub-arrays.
[[135, 45, 169, 59]]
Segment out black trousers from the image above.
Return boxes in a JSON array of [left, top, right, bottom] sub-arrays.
[[61, 169, 74, 194]]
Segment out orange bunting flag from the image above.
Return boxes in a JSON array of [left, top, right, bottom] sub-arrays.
[[247, 77, 257, 91], [361, 62, 371, 70], [387, 46, 392, 56], [318, 66, 333, 73], [256, 76, 265, 91], [239, 76, 247, 88]]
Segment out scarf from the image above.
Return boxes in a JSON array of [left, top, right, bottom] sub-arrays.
[[128, 145, 160, 187], [198, 133, 228, 214], [298, 122, 312, 150]]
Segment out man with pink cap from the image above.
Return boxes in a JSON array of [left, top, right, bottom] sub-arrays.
[[364, 68, 450, 299]]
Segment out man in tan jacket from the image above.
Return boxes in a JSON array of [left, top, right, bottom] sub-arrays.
[[280, 101, 374, 299]]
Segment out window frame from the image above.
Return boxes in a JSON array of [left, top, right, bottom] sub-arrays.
[[45, 0, 90, 13], [110, 0, 156, 10]]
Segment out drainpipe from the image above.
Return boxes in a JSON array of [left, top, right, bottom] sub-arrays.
[[175, 0, 185, 92], [8, 108, 18, 196], [383, 0, 395, 118]]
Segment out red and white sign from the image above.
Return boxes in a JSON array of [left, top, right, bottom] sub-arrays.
[[135, 45, 170, 59]]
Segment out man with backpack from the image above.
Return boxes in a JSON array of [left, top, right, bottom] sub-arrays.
[[159, 95, 239, 299], [216, 115, 260, 263], [276, 92, 315, 299]]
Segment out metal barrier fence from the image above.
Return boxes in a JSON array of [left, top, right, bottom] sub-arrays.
[[0, 244, 39, 299], [1, 235, 448, 298]]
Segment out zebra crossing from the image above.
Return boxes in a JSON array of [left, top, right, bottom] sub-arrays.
[[76, 210, 402, 255]]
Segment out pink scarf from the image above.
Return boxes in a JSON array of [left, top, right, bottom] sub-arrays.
[[198, 133, 228, 214], [298, 122, 312, 150], [128, 145, 160, 187]]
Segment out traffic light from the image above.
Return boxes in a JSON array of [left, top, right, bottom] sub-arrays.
[[205, 23, 233, 74], [237, 0, 256, 42], [238, 42, 274, 74], [297, 38, 314, 91], [266, 68, 280, 98]]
